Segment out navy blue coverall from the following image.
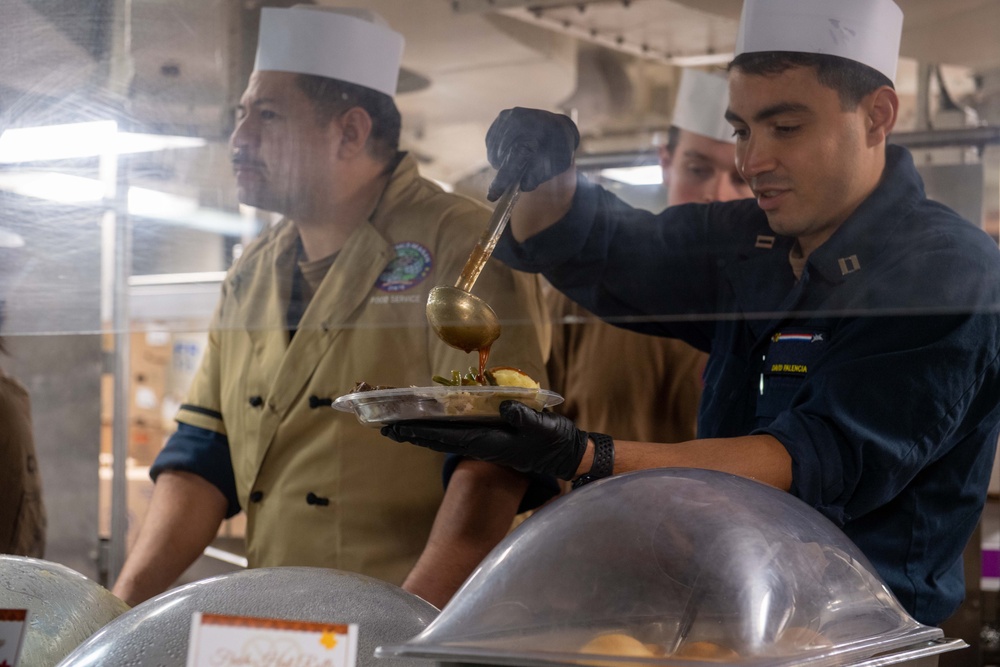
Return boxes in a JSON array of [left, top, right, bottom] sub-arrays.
[[495, 144, 1000, 626]]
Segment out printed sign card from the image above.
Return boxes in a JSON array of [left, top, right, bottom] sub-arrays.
[[0, 609, 28, 667], [186, 612, 359, 667]]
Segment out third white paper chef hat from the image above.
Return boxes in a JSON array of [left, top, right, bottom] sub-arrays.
[[734, 0, 904, 82], [671, 69, 734, 144], [254, 5, 404, 97]]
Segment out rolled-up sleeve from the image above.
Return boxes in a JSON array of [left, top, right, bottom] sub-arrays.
[[150, 422, 241, 518]]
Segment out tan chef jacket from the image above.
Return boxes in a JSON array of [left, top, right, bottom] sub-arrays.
[[547, 289, 705, 443], [0, 367, 46, 556], [175, 154, 549, 584]]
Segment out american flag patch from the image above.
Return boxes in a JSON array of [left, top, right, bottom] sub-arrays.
[[771, 332, 824, 343]]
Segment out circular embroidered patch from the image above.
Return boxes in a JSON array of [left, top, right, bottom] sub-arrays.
[[375, 241, 433, 292]]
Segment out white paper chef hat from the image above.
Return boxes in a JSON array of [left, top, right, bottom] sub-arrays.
[[734, 0, 903, 82], [254, 5, 404, 97], [671, 69, 734, 144]]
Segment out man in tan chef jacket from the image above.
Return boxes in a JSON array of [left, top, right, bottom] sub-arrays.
[[112, 5, 550, 609], [547, 69, 752, 444]]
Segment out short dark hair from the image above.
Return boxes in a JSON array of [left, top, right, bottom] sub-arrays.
[[728, 52, 893, 110], [663, 125, 681, 156], [295, 74, 402, 163]]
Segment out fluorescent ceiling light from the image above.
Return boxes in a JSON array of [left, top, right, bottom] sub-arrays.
[[0, 121, 206, 164], [0, 171, 105, 202], [128, 189, 255, 236], [129, 271, 228, 287], [0, 228, 25, 248], [128, 187, 199, 218], [600, 165, 663, 186], [114, 132, 206, 155], [0, 121, 116, 163], [0, 172, 252, 237], [670, 52, 735, 67]]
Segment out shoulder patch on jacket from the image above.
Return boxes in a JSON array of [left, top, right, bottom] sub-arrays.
[[375, 241, 433, 292]]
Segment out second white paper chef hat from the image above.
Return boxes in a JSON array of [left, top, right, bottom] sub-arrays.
[[253, 5, 404, 97], [734, 0, 903, 82], [671, 69, 734, 144]]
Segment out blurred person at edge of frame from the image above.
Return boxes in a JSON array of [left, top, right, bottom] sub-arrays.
[[112, 5, 551, 609], [383, 0, 1000, 627], [547, 69, 753, 446], [0, 236, 47, 558]]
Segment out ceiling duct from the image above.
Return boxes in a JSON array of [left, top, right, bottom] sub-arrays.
[[491, 0, 739, 67], [0, 0, 105, 126], [976, 68, 1000, 125], [560, 46, 680, 155], [123, 0, 259, 140], [21, 0, 114, 60], [452, 0, 620, 12], [561, 46, 635, 132]]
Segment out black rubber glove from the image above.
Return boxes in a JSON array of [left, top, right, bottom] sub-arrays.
[[485, 107, 580, 202], [381, 400, 588, 480]]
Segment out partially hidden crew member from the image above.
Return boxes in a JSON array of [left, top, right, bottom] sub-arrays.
[[547, 68, 752, 444]]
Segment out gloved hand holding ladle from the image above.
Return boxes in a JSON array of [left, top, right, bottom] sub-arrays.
[[426, 108, 580, 359]]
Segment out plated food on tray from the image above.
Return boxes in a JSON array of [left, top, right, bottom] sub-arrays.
[[332, 367, 563, 426]]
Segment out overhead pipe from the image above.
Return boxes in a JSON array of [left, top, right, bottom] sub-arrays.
[[574, 126, 1000, 171]]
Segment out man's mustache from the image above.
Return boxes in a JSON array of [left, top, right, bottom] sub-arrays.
[[749, 175, 790, 193], [231, 151, 266, 169]]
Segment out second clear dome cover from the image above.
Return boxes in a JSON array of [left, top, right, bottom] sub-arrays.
[[378, 469, 949, 666]]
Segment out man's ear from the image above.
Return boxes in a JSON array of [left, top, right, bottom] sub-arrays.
[[658, 143, 673, 170], [335, 107, 374, 158], [658, 144, 673, 188], [865, 86, 899, 146]]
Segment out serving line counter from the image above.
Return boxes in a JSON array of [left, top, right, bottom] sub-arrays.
[[3, 469, 969, 667]]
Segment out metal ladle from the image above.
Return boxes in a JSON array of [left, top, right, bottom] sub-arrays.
[[426, 178, 522, 353]]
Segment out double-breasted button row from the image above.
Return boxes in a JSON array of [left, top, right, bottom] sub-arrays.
[[252, 394, 332, 408], [306, 492, 330, 506], [248, 490, 329, 506], [308, 396, 333, 409]]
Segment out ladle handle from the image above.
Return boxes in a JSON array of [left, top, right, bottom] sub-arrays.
[[454, 178, 522, 293]]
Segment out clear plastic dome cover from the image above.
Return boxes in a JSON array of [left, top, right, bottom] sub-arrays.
[[0, 556, 130, 667], [57, 567, 438, 667], [378, 469, 956, 667]]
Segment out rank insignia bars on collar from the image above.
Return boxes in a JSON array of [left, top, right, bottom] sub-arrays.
[[755, 235, 776, 249], [838, 254, 861, 275]]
